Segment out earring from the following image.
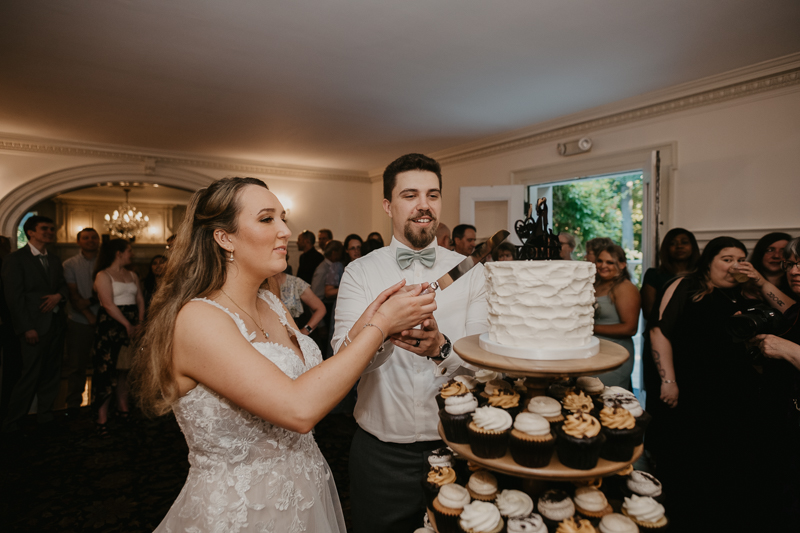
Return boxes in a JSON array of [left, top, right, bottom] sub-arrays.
[[228, 250, 234, 262]]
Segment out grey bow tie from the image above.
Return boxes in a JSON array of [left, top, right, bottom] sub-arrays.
[[396, 247, 436, 269]]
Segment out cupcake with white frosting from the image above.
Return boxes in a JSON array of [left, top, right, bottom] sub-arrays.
[[431, 483, 471, 533], [621, 495, 667, 530], [467, 406, 513, 458], [437, 379, 471, 410], [460, 500, 504, 533], [509, 412, 555, 468], [624, 471, 664, 503], [597, 388, 651, 429], [467, 470, 498, 502], [573, 486, 613, 520], [507, 513, 548, 533], [422, 465, 457, 510], [526, 396, 565, 425], [495, 489, 534, 520], [439, 392, 478, 444], [576, 376, 605, 398], [537, 489, 575, 530], [598, 513, 639, 533]]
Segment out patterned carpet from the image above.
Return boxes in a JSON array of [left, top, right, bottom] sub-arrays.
[[0, 409, 358, 533]]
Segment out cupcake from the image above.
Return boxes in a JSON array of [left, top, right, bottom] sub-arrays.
[[475, 369, 502, 384], [431, 483, 471, 533], [576, 377, 605, 398], [556, 516, 598, 532], [440, 392, 478, 444], [526, 396, 565, 426], [467, 470, 498, 501], [422, 465, 457, 509], [598, 513, 639, 533], [624, 471, 664, 503], [460, 500, 504, 533], [554, 412, 605, 470], [415, 510, 435, 533], [598, 406, 644, 462], [467, 406, 513, 459], [495, 489, 534, 520], [598, 388, 651, 430], [486, 388, 522, 418], [562, 391, 596, 416], [437, 379, 471, 409], [455, 374, 481, 392], [507, 513, 548, 533], [509, 412, 555, 468], [480, 379, 513, 405], [537, 489, 575, 530], [573, 486, 613, 520], [547, 381, 575, 401], [428, 446, 455, 468], [621, 495, 667, 530]]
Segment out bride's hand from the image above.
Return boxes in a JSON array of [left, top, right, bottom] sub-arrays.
[[372, 284, 436, 336]]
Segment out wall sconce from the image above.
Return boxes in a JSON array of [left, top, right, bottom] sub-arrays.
[[557, 137, 593, 156]]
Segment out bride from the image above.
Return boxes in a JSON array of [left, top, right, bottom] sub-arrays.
[[133, 177, 436, 532]]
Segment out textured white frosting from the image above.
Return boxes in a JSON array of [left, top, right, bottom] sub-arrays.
[[507, 513, 548, 533], [454, 375, 480, 390], [468, 470, 498, 496], [484, 379, 512, 395], [622, 495, 665, 523], [513, 413, 551, 436], [600, 387, 643, 417], [536, 490, 575, 521], [598, 513, 638, 533], [437, 483, 471, 508], [526, 396, 562, 418], [496, 490, 534, 518], [486, 261, 596, 349], [573, 486, 609, 512], [475, 369, 501, 383], [472, 406, 513, 431], [459, 501, 503, 533], [445, 393, 478, 415], [626, 471, 662, 497]]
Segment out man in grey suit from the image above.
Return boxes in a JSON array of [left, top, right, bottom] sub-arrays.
[[1, 215, 68, 434]]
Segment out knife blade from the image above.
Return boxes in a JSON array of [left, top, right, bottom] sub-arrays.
[[427, 229, 510, 292]]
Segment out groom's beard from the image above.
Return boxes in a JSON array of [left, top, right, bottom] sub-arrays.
[[403, 210, 438, 249]]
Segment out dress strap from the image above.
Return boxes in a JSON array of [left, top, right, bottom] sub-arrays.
[[259, 289, 290, 327], [191, 297, 257, 343]]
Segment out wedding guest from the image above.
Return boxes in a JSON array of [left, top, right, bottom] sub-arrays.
[[491, 241, 517, 262], [62, 228, 101, 415], [317, 228, 333, 252], [296, 230, 323, 284], [436, 222, 451, 249], [334, 154, 488, 533], [275, 271, 326, 335], [640, 228, 700, 317], [142, 254, 167, 311], [593, 243, 640, 389], [312, 241, 342, 301], [367, 232, 385, 248], [452, 224, 477, 256], [343, 234, 363, 266], [1, 216, 67, 436], [584, 236, 614, 263], [132, 177, 435, 532], [558, 232, 576, 260], [749, 231, 792, 290], [92, 239, 145, 435]]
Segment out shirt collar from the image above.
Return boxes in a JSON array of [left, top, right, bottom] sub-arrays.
[[28, 243, 46, 256]]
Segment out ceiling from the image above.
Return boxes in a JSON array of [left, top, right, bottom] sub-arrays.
[[1, 0, 799, 174], [54, 183, 193, 205]]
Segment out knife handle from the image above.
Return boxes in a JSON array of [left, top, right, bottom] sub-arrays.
[[421, 282, 439, 295]]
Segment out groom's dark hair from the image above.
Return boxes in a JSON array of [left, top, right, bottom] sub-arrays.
[[383, 153, 442, 201]]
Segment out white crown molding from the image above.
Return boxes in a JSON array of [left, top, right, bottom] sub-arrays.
[[431, 53, 800, 167], [0, 134, 371, 184]]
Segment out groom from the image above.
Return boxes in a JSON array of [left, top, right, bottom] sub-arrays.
[[333, 153, 488, 533]]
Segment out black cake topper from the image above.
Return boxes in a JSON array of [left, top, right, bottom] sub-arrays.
[[514, 197, 562, 260]]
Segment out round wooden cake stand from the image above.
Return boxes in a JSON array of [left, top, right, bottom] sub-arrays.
[[438, 423, 642, 482]]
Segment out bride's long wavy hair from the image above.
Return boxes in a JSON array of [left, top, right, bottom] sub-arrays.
[[131, 177, 279, 416]]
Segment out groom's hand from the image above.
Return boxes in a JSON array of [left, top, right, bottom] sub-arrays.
[[390, 316, 444, 358]]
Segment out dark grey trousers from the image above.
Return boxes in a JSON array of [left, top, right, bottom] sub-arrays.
[[349, 426, 442, 533]]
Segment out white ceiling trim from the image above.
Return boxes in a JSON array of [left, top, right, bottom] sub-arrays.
[[428, 53, 800, 168]]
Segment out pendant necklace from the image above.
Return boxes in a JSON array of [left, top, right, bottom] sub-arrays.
[[220, 288, 269, 340]]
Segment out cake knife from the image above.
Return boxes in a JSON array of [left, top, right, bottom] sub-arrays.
[[425, 229, 510, 292]]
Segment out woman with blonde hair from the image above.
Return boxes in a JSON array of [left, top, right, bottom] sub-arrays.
[[133, 177, 436, 532]]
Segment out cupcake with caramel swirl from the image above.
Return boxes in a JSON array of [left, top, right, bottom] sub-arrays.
[[561, 391, 596, 417], [554, 412, 606, 470], [437, 379, 471, 410], [485, 388, 522, 418], [598, 405, 644, 462], [422, 465, 457, 510]]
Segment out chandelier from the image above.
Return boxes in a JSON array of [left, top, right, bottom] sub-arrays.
[[104, 188, 149, 239]]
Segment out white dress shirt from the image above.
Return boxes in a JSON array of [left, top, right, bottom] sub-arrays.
[[333, 237, 488, 443]]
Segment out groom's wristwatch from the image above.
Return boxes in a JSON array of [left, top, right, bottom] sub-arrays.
[[429, 334, 452, 365], [303, 324, 313, 334]]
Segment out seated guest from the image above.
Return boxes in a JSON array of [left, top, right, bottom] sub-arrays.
[[592, 243, 640, 389], [366, 232, 384, 248], [343, 234, 363, 267], [452, 224, 476, 256], [274, 271, 326, 335], [749, 231, 792, 291], [557, 232, 576, 260], [317, 228, 333, 252], [436, 222, 452, 249], [296, 230, 323, 284], [491, 242, 517, 262], [584, 237, 614, 263]]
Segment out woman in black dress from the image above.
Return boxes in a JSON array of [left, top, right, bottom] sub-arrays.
[[649, 237, 776, 530]]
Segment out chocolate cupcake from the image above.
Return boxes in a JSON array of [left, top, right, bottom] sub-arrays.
[[526, 395, 565, 426], [437, 380, 471, 410], [467, 406, 513, 459], [537, 489, 575, 530], [562, 391, 596, 416], [555, 516, 598, 532], [422, 465, 457, 509], [495, 489, 534, 520], [460, 500, 504, 533], [598, 388, 651, 430], [547, 380, 575, 401], [507, 513, 548, 533], [624, 471, 664, 503], [467, 469, 498, 501], [455, 374, 481, 392], [479, 379, 513, 406], [428, 446, 454, 469], [598, 405, 644, 462], [509, 412, 555, 468], [486, 388, 522, 418], [576, 377, 605, 398], [554, 412, 605, 470], [621, 495, 667, 530], [439, 392, 478, 444], [598, 513, 639, 533], [431, 483, 471, 533], [573, 486, 613, 520], [475, 369, 502, 385]]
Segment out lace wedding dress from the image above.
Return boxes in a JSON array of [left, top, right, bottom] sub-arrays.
[[154, 290, 347, 533]]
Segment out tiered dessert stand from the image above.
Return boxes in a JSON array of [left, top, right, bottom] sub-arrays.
[[437, 334, 641, 491]]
